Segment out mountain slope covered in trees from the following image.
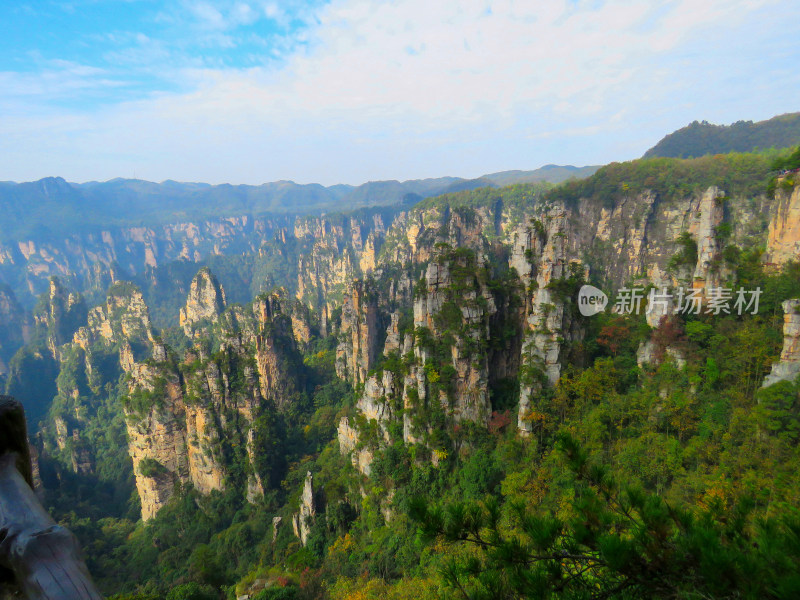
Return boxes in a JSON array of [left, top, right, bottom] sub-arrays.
[[3, 142, 800, 599]]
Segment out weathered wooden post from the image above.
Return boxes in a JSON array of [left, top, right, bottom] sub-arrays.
[[0, 396, 102, 599]]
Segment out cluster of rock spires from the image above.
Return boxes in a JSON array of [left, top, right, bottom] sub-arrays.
[[19, 269, 312, 522], [330, 200, 582, 476], [0, 215, 284, 304], [120, 270, 311, 519], [332, 179, 800, 482], [3, 174, 800, 542]]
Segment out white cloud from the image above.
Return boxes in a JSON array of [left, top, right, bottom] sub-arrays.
[[188, 2, 226, 29], [1, 0, 798, 184], [0, 61, 123, 103]]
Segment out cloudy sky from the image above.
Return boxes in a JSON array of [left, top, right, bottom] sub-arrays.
[[1, 0, 798, 185]]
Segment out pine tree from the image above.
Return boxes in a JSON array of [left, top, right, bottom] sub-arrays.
[[410, 433, 800, 599]]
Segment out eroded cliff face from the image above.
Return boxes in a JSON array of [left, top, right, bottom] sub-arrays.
[[336, 180, 795, 466], [28, 269, 310, 520], [0, 215, 289, 303], [337, 416, 373, 476], [250, 293, 305, 411], [337, 196, 586, 459], [569, 186, 744, 295], [35, 277, 87, 357], [380, 204, 495, 266], [294, 214, 387, 312], [124, 358, 190, 521], [689, 187, 728, 292], [75, 283, 156, 349], [336, 282, 380, 385], [59, 283, 185, 516], [336, 210, 512, 474], [37, 281, 152, 478], [412, 251, 498, 425], [0, 284, 29, 373], [767, 181, 800, 265]]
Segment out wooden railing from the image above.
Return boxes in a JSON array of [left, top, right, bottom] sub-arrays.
[[0, 396, 102, 599]]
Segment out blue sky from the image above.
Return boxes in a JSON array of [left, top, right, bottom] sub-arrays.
[[1, 0, 799, 185]]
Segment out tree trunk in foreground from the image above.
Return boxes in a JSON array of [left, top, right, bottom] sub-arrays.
[[0, 396, 102, 599]]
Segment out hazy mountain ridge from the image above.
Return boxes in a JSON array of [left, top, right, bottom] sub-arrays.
[[0, 166, 596, 242]]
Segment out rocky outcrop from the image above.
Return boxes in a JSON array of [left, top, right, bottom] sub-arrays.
[[125, 363, 189, 520], [383, 311, 403, 354], [763, 299, 800, 388], [337, 242, 501, 475], [272, 516, 282, 542], [337, 416, 374, 476], [251, 293, 303, 411], [357, 371, 395, 441], [48, 409, 96, 476], [35, 283, 151, 479], [179, 268, 226, 337], [43, 280, 236, 519], [379, 204, 496, 266], [292, 471, 316, 546], [570, 186, 741, 295], [289, 301, 313, 350], [335, 370, 395, 477], [587, 191, 657, 285], [74, 282, 155, 350], [184, 403, 225, 496], [410, 248, 498, 426], [629, 187, 734, 364]]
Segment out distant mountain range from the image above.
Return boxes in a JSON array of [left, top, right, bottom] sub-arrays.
[[0, 165, 598, 243], [644, 112, 800, 159]]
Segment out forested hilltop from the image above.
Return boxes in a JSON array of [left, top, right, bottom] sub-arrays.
[[3, 144, 800, 599], [644, 112, 800, 158]]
